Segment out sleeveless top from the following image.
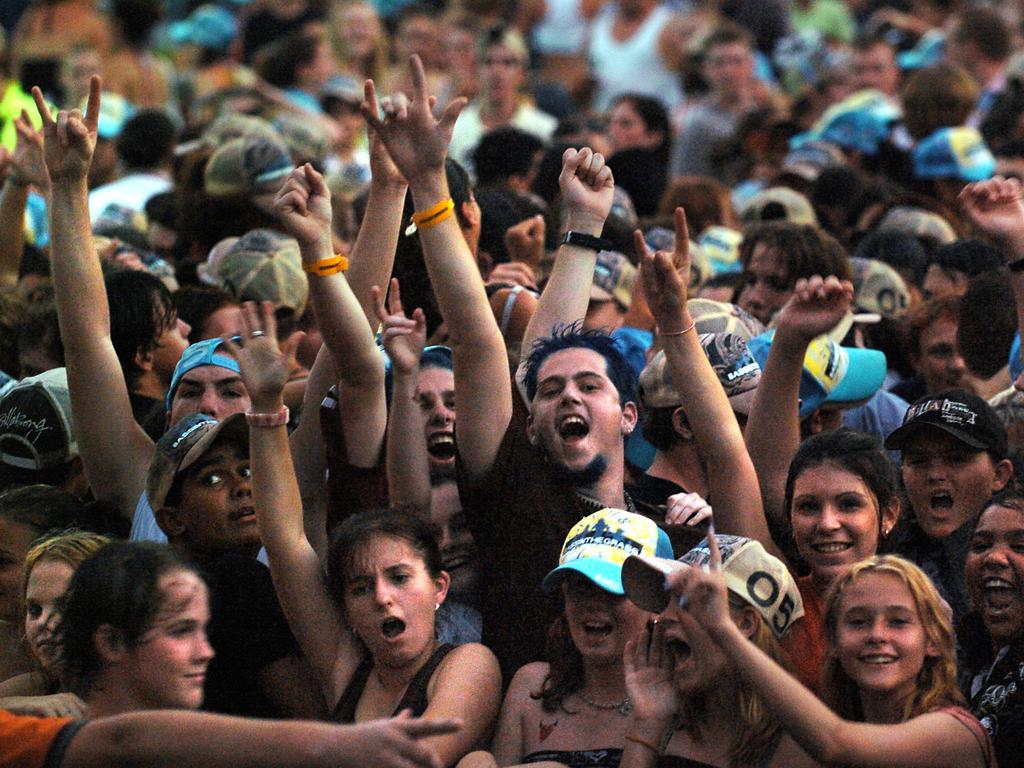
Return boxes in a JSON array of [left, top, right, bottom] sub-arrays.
[[939, 706, 997, 768], [332, 644, 455, 723], [588, 5, 684, 112], [523, 748, 622, 767]]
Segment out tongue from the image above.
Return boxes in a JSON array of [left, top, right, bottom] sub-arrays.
[[986, 590, 1016, 610]]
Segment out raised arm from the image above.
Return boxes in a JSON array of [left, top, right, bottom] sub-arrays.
[[362, 56, 511, 480], [345, 130, 409, 330], [0, 111, 48, 286], [232, 302, 362, 703], [377, 279, 432, 513], [667, 539, 986, 768], [959, 176, 1024, 381], [519, 148, 613, 357], [275, 163, 386, 469], [33, 77, 153, 521], [636, 209, 771, 546], [743, 277, 853, 544]]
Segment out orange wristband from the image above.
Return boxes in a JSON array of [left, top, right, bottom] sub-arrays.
[[303, 254, 350, 276]]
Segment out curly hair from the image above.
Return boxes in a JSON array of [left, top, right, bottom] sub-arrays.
[[821, 555, 963, 721]]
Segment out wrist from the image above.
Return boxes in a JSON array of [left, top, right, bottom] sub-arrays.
[[408, 172, 448, 201], [628, 715, 672, 739], [299, 233, 334, 261], [772, 325, 815, 354], [657, 312, 695, 337], [565, 213, 606, 236], [250, 394, 286, 413]]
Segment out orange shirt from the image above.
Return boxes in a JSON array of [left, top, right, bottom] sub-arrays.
[[0, 710, 79, 768], [782, 574, 827, 696]]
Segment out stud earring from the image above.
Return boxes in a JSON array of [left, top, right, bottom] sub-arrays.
[[435, 602, 440, 611]]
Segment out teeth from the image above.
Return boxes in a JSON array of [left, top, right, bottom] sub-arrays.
[[983, 578, 1015, 590], [861, 655, 896, 664], [562, 416, 585, 427], [428, 434, 455, 446], [813, 542, 851, 553]]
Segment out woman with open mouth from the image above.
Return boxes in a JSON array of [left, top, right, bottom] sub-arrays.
[[456, 508, 671, 768], [240, 301, 501, 767], [962, 485, 1024, 767], [0, 529, 108, 716], [643, 538, 994, 768]]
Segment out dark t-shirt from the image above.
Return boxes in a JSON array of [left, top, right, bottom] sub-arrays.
[[196, 552, 302, 717], [458, 390, 625, 681], [892, 513, 974, 625], [128, 391, 166, 442], [968, 635, 1024, 768], [241, 7, 324, 62]]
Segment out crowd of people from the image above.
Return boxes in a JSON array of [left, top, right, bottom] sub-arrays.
[[2, 0, 1024, 766]]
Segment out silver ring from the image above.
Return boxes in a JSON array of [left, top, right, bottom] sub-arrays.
[[250, 330, 266, 338]]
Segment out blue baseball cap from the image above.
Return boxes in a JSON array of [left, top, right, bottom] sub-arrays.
[[542, 508, 674, 595], [1010, 331, 1021, 383], [747, 331, 887, 418], [897, 29, 945, 71], [912, 126, 996, 182], [791, 89, 901, 155], [165, 337, 242, 412], [169, 5, 238, 52]]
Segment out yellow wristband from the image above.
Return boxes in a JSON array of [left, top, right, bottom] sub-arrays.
[[303, 254, 350, 276], [411, 197, 455, 225], [414, 204, 455, 230]]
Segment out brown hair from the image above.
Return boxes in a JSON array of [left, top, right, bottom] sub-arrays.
[[901, 63, 979, 142]]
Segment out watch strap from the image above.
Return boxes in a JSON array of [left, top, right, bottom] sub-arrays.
[[561, 230, 612, 252]]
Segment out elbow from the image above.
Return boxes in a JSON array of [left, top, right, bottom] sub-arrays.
[[811, 724, 858, 767]]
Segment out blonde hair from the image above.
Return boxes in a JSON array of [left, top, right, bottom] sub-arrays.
[[822, 555, 963, 721], [22, 529, 110, 612], [679, 597, 786, 767]]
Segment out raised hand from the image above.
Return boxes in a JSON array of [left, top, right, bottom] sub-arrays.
[[368, 127, 406, 190], [624, 621, 679, 725], [224, 301, 302, 408], [274, 163, 331, 250], [774, 275, 854, 344], [361, 56, 466, 186], [665, 491, 713, 527], [559, 147, 614, 234], [486, 261, 537, 289], [635, 207, 691, 334], [959, 176, 1024, 254], [663, 531, 731, 638], [10, 110, 48, 188], [373, 277, 426, 376], [32, 75, 100, 183], [504, 213, 546, 268]]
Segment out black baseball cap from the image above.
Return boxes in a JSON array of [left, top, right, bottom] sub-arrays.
[[885, 389, 1007, 458]]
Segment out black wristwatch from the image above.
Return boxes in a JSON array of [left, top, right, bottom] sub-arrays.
[[560, 231, 612, 252]]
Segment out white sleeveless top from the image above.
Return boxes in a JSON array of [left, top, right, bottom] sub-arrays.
[[533, 0, 589, 56], [588, 4, 684, 112]]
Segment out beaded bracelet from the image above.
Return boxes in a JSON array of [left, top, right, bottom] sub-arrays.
[[303, 254, 350, 277]]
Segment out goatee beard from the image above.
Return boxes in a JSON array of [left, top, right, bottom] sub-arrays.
[[545, 452, 609, 487]]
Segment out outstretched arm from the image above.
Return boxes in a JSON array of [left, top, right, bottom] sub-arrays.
[[275, 163, 386, 469], [636, 208, 771, 546], [960, 177, 1024, 384], [667, 537, 987, 768], [743, 277, 853, 546], [362, 57, 511, 481], [378, 279, 433, 513], [232, 302, 362, 705], [33, 77, 153, 521], [0, 111, 48, 286], [519, 147, 614, 355]]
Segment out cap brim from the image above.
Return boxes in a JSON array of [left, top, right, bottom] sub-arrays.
[[884, 419, 990, 452], [826, 347, 886, 405], [622, 555, 688, 613], [542, 560, 626, 595], [177, 412, 250, 475]]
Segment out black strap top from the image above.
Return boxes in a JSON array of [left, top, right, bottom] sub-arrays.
[[332, 643, 455, 723]]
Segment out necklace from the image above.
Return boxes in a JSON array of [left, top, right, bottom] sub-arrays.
[[578, 691, 632, 716]]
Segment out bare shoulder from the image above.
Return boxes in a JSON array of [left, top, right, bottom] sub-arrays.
[[507, 662, 551, 694], [432, 643, 503, 690]]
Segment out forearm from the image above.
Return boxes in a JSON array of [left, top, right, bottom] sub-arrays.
[[408, 174, 502, 354], [49, 179, 110, 345], [619, 716, 668, 768], [712, 620, 845, 763], [68, 711, 348, 768], [291, 346, 335, 558], [744, 329, 806, 533], [521, 242, 597, 354], [346, 180, 407, 329], [660, 323, 770, 543], [386, 370, 432, 511], [0, 179, 30, 284], [252, 396, 308, 553]]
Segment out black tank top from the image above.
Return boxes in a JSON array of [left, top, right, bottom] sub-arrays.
[[332, 643, 455, 723]]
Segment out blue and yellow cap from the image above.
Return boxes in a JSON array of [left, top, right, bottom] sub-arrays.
[[542, 508, 673, 595]]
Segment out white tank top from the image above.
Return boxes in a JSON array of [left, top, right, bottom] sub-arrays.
[[533, 0, 589, 56], [588, 4, 684, 112]]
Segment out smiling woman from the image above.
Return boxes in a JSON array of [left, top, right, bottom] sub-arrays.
[[56, 541, 214, 718]]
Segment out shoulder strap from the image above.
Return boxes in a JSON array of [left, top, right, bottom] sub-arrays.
[[393, 643, 456, 717]]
